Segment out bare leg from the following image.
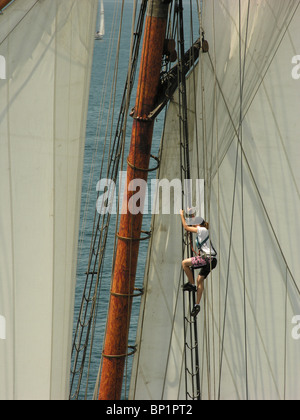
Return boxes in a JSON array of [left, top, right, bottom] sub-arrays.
[[182, 259, 195, 285], [196, 275, 205, 305]]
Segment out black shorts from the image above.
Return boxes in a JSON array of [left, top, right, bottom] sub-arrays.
[[199, 257, 217, 279]]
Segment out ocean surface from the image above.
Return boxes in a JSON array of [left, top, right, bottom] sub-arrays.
[[72, 0, 198, 400]]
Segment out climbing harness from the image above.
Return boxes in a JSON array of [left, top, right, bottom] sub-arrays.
[[195, 234, 209, 251]]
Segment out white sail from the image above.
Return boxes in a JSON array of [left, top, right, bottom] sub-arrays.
[[0, 0, 97, 400], [95, 0, 105, 40], [130, 0, 300, 400]]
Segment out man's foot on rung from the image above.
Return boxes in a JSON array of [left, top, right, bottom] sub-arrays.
[[191, 304, 200, 318], [182, 282, 197, 293]]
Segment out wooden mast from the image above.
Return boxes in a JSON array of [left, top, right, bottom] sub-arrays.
[[0, 0, 12, 11], [98, 0, 171, 400]]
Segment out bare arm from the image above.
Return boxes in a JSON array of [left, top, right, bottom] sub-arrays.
[[180, 210, 198, 233]]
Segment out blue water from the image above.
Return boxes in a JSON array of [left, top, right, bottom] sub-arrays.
[[72, 0, 199, 400]]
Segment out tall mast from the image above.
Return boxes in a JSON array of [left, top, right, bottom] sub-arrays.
[[0, 0, 12, 11], [98, 0, 171, 400]]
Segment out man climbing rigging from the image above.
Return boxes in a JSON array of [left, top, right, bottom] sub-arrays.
[[180, 209, 217, 318]]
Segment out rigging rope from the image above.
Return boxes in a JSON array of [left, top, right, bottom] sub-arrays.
[[216, 0, 251, 400], [72, 0, 300, 402], [70, 0, 148, 400], [177, 0, 201, 401], [200, 0, 300, 401], [131, 0, 300, 401], [70, 0, 126, 399], [238, 0, 250, 400]]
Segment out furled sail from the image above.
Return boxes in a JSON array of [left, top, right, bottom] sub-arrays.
[[130, 0, 300, 400], [0, 0, 97, 400]]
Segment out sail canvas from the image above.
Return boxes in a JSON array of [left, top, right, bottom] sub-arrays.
[[130, 0, 300, 400], [0, 0, 97, 400]]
